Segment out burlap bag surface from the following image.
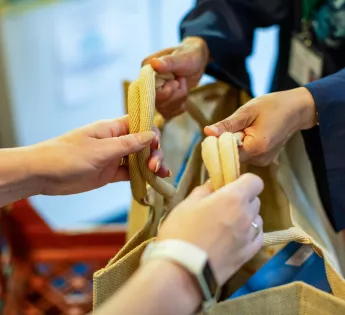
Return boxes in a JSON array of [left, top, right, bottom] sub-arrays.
[[93, 65, 345, 314]]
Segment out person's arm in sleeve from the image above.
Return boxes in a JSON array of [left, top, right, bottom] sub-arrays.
[[143, 0, 290, 120], [179, 0, 290, 88], [204, 68, 345, 231], [305, 68, 345, 230]]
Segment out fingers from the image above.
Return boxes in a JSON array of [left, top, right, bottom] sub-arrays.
[[102, 131, 155, 159], [156, 80, 180, 103], [240, 233, 263, 266], [150, 52, 194, 76], [151, 126, 161, 151], [241, 214, 264, 262], [155, 165, 171, 178], [95, 121, 171, 177], [147, 149, 164, 173], [246, 214, 263, 243], [248, 197, 261, 220], [142, 47, 176, 71], [221, 173, 264, 203], [112, 167, 130, 182], [83, 116, 129, 139], [156, 77, 188, 119], [186, 181, 213, 202], [143, 45, 194, 75], [143, 37, 207, 76], [204, 105, 257, 136], [148, 127, 171, 178]]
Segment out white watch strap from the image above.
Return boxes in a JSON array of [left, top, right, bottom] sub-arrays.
[[141, 239, 208, 275], [141, 239, 218, 311]]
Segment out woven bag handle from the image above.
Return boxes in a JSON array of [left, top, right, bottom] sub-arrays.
[[128, 65, 211, 204], [201, 134, 313, 247]]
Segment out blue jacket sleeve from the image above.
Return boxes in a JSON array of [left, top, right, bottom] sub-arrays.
[[305, 68, 345, 231], [180, 0, 290, 90]]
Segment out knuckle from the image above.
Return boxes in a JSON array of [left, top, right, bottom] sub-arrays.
[[191, 186, 204, 195], [237, 110, 252, 127], [229, 189, 246, 204], [218, 119, 235, 132], [94, 119, 109, 128], [240, 213, 253, 232], [257, 137, 271, 154], [256, 215, 263, 229], [252, 233, 264, 251], [254, 197, 262, 211], [120, 135, 135, 150]]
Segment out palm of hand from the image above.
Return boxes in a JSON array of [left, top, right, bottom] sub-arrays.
[[36, 136, 123, 196]]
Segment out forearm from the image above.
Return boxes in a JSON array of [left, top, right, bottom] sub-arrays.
[[0, 147, 41, 207], [179, 0, 289, 90], [180, 0, 289, 62], [95, 260, 202, 315], [289, 87, 318, 131]]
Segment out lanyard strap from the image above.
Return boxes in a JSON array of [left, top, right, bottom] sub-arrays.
[[302, 0, 323, 22], [301, 0, 323, 45]]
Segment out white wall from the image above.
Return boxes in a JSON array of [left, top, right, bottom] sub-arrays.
[[0, 0, 277, 229]]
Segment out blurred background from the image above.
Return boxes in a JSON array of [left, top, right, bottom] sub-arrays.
[[0, 0, 278, 231], [0, 1, 280, 314]]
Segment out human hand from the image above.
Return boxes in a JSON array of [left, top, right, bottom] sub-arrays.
[[29, 116, 170, 196], [142, 36, 210, 119], [205, 87, 318, 166], [157, 174, 264, 285]]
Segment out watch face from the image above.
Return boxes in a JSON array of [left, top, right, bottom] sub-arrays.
[[203, 261, 218, 294]]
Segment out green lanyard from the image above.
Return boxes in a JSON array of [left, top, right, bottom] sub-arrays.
[[301, 0, 323, 46], [302, 0, 323, 21]]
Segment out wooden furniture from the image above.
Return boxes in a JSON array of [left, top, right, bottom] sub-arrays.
[[0, 200, 126, 315]]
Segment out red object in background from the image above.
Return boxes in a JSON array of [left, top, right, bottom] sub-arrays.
[[0, 199, 126, 315]]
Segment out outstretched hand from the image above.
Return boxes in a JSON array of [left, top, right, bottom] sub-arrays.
[[204, 88, 317, 166], [30, 115, 170, 196], [142, 37, 210, 119]]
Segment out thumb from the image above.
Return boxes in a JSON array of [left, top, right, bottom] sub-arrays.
[[204, 107, 256, 137], [101, 131, 155, 160], [151, 50, 200, 76]]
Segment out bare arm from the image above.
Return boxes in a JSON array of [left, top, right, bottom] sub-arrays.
[[0, 147, 40, 207], [95, 260, 201, 315], [0, 116, 166, 208], [94, 175, 264, 314]]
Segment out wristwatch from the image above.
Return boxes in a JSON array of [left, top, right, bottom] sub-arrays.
[[141, 239, 221, 311]]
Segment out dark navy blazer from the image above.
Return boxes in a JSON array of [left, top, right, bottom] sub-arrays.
[[180, 0, 345, 231]]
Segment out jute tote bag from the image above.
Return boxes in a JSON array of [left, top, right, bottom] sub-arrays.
[[93, 65, 345, 314]]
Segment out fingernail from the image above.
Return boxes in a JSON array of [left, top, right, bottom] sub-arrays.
[[168, 169, 172, 177], [138, 131, 155, 145], [155, 160, 161, 173], [156, 142, 160, 151]]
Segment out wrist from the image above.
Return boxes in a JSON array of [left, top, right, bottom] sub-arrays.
[[0, 147, 42, 206], [22, 145, 45, 196], [22, 143, 54, 196], [142, 259, 202, 313], [291, 87, 318, 131]]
